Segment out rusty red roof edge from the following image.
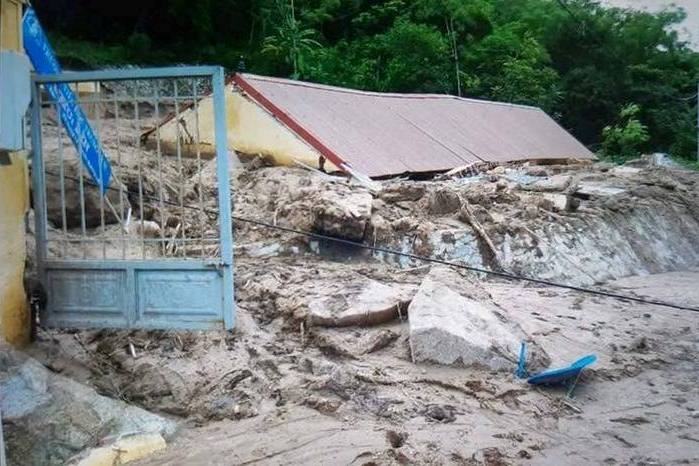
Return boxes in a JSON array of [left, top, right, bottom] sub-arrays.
[[231, 74, 349, 170]]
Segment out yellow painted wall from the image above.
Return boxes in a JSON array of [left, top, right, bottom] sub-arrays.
[[0, 0, 22, 50], [153, 85, 339, 171], [0, 0, 30, 346], [0, 154, 30, 346]]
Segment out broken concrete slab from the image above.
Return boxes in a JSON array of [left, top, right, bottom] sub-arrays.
[[308, 279, 416, 327], [575, 182, 626, 198], [522, 174, 573, 192], [408, 267, 547, 371]]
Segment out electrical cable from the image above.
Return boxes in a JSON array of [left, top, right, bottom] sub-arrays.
[[42, 170, 699, 313]]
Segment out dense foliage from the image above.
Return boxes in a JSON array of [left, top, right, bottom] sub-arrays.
[[35, 0, 699, 160]]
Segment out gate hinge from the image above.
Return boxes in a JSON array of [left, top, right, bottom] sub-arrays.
[[206, 260, 230, 276]]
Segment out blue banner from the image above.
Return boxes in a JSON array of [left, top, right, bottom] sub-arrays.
[[23, 7, 112, 194]]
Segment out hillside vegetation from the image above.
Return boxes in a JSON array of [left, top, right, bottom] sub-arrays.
[[36, 0, 699, 160]]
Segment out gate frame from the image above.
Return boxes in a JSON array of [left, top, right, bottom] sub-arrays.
[[30, 66, 235, 330]]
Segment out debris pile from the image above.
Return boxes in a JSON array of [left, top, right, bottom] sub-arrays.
[[13, 115, 699, 465]]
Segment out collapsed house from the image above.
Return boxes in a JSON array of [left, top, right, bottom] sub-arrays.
[[144, 73, 594, 177]]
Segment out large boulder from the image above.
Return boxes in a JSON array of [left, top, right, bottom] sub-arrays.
[[0, 343, 176, 465], [408, 267, 547, 371]]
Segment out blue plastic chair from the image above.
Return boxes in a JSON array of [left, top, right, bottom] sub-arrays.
[[527, 355, 597, 386]]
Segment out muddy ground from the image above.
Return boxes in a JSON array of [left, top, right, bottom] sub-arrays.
[[26, 265, 699, 465], [16, 112, 699, 464]]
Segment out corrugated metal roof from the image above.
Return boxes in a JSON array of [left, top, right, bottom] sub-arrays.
[[234, 73, 594, 177]]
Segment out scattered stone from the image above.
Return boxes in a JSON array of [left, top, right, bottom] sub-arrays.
[[44, 158, 130, 228], [313, 328, 400, 357], [525, 166, 550, 177], [312, 189, 372, 241], [385, 430, 408, 448], [380, 183, 426, 203], [476, 447, 508, 466], [304, 395, 342, 414], [423, 404, 456, 423], [540, 193, 573, 212], [131, 219, 161, 238], [362, 329, 400, 354]]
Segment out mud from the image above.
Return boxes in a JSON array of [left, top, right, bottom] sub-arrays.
[[14, 118, 699, 464], [24, 266, 699, 465]]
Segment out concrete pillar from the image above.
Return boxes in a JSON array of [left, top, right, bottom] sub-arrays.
[[0, 0, 30, 346]]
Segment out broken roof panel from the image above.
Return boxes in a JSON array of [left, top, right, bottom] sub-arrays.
[[232, 73, 594, 177]]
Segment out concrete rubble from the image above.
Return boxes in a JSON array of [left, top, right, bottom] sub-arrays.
[[10, 116, 699, 464]]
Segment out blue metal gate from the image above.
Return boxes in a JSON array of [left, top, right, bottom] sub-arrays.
[[31, 67, 235, 330]]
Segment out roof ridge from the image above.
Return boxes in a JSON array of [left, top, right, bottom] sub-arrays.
[[238, 73, 542, 111]]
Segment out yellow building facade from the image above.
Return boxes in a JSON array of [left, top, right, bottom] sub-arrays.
[[0, 0, 30, 345], [149, 86, 339, 171]]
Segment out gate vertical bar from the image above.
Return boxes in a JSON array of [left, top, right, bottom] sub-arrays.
[[212, 67, 235, 329], [30, 80, 47, 276]]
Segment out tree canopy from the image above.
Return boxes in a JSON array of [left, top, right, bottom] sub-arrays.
[[35, 0, 699, 160]]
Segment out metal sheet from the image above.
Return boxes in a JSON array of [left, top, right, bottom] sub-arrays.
[[0, 51, 31, 151], [45, 269, 127, 327], [234, 74, 594, 177], [136, 270, 222, 327]]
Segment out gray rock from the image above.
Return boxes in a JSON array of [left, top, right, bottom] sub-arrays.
[[523, 174, 573, 192], [408, 267, 543, 371], [0, 344, 176, 466], [575, 182, 626, 198]]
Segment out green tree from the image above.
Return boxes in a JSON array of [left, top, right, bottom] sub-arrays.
[[262, 0, 322, 78], [600, 104, 650, 161], [39, 0, 699, 162]]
